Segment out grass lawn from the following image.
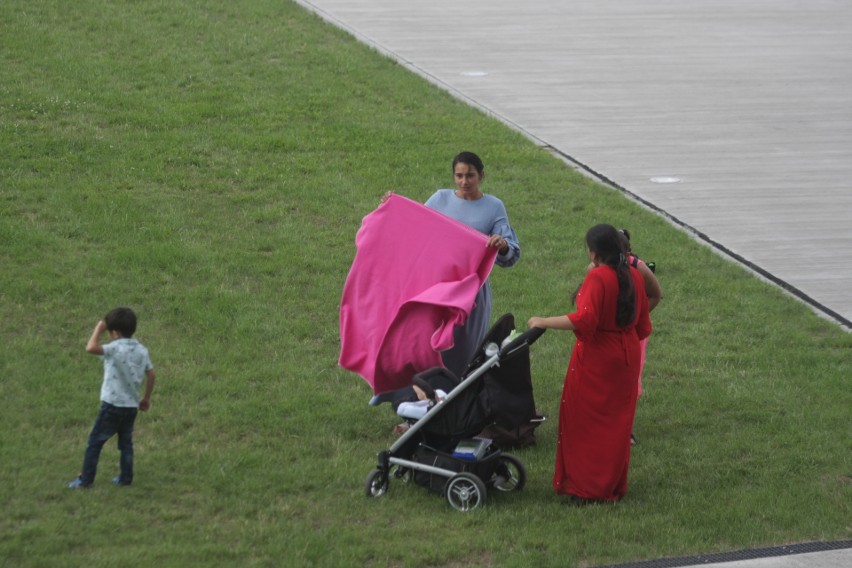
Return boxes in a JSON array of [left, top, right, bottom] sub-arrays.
[[1, 1, 849, 566]]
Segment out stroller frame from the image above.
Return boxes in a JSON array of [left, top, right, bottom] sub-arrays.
[[365, 323, 544, 511]]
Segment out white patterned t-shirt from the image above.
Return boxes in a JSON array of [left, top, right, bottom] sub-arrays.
[[99, 338, 153, 407]]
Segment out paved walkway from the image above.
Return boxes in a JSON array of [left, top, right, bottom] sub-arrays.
[[601, 541, 852, 568], [697, 548, 852, 568], [296, 0, 852, 330]]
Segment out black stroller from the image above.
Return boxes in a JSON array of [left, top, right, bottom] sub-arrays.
[[365, 314, 545, 511]]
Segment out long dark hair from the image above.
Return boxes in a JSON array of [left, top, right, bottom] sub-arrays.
[[585, 224, 636, 327]]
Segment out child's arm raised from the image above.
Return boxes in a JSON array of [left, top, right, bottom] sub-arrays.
[[85, 320, 108, 355]]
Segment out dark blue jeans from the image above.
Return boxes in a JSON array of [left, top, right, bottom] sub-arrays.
[[80, 402, 138, 486]]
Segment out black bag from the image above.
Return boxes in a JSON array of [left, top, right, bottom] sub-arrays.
[[479, 417, 544, 449]]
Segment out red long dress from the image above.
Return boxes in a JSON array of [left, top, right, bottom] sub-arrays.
[[553, 265, 652, 501]]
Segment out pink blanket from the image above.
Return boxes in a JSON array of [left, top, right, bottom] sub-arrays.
[[339, 194, 497, 394]]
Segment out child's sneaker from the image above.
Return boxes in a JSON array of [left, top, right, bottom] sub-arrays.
[[112, 476, 131, 486], [68, 476, 89, 489]]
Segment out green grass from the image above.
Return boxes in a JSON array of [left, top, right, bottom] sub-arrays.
[[1, 1, 850, 566]]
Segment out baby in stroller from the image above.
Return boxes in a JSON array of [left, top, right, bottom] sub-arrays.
[[364, 315, 546, 511], [395, 378, 447, 422], [387, 314, 543, 448]]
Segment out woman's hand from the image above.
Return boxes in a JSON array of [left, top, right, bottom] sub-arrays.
[[487, 234, 509, 254], [528, 315, 574, 331]]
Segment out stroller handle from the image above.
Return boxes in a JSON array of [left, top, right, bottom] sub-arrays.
[[499, 327, 546, 358]]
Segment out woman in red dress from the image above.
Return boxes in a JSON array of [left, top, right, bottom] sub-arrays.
[[528, 224, 652, 505]]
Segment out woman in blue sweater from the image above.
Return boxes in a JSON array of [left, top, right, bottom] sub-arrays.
[[425, 151, 521, 377]]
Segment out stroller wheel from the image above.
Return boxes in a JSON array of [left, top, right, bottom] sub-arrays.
[[365, 469, 389, 498], [444, 472, 487, 512], [490, 453, 526, 492]]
